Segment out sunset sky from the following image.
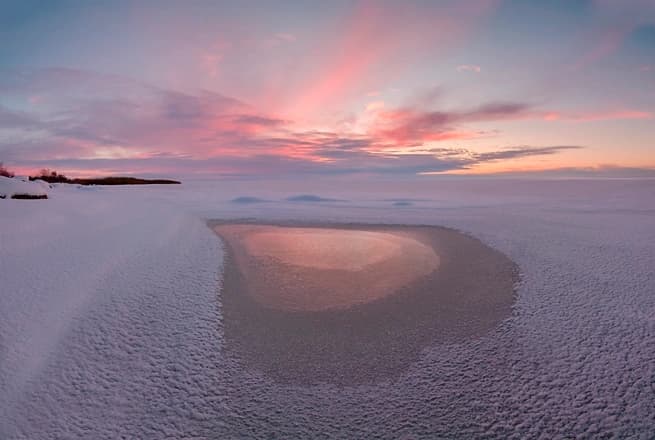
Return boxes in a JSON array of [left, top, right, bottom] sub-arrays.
[[1, 0, 654, 178]]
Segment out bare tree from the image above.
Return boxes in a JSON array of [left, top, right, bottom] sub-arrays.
[[0, 162, 15, 178]]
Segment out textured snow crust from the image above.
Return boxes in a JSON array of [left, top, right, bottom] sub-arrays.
[[0, 179, 654, 439]]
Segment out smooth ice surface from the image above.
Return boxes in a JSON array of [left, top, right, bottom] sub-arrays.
[[1, 179, 654, 438], [213, 224, 441, 311], [241, 227, 435, 271]]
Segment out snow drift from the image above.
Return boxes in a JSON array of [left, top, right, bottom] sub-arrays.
[[0, 176, 50, 199]]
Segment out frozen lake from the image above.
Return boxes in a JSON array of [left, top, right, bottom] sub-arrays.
[[1, 178, 654, 438]]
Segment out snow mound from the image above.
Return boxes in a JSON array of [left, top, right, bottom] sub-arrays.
[[0, 176, 50, 199]]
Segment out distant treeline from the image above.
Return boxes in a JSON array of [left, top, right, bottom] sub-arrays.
[[29, 170, 181, 185]]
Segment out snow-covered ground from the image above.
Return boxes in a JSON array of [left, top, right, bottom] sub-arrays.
[[0, 176, 49, 199], [1, 179, 654, 439]]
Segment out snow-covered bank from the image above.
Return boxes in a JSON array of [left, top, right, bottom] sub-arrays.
[[0, 176, 49, 199], [1, 179, 654, 438], [0, 185, 223, 438]]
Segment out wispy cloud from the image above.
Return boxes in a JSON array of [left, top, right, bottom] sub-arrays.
[[473, 145, 581, 161], [370, 101, 531, 144], [277, 1, 493, 118], [456, 64, 481, 73], [274, 32, 296, 42]]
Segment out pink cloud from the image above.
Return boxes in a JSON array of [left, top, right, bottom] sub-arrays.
[[0, 68, 589, 178], [277, 0, 494, 120], [200, 53, 223, 78]]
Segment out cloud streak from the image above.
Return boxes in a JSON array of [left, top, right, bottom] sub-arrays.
[[543, 109, 653, 122], [456, 64, 481, 73], [370, 101, 532, 144]]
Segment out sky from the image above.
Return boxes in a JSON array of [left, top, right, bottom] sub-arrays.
[[0, 0, 654, 178]]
